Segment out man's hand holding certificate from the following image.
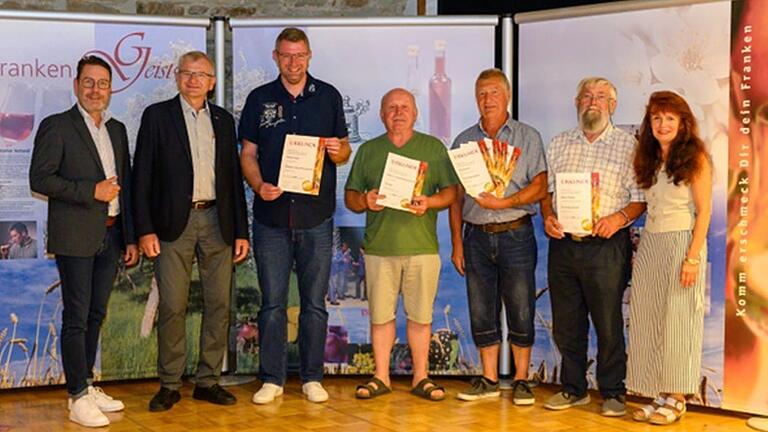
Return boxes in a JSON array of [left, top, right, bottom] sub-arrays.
[[278, 134, 326, 195], [376, 153, 428, 213], [555, 172, 600, 236], [449, 139, 521, 198]]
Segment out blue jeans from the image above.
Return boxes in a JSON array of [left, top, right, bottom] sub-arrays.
[[464, 222, 537, 348], [253, 218, 332, 385], [57, 224, 121, 397]]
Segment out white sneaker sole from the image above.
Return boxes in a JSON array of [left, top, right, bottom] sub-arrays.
[[513, 396, 535, 406], [69, 412, 109, 428], [457, 391, 501, 401], [68, 400, 124, 413]]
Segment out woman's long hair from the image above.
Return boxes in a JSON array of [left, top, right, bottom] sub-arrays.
[[633, 91, 708, 189]]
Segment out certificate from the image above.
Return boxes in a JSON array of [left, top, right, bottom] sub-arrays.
[[448, 144, 494, 198], [376, 153, 428, 212], [556, 172, 600, 235], [277, 134, 326, 195]]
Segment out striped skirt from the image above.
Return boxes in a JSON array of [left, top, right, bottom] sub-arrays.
[[626, 230, 706, 396]]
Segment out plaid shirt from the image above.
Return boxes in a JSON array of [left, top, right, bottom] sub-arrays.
[[546, 124, 644, 217]]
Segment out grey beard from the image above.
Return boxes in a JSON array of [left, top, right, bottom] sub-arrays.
[[579, 110, 608, 133]]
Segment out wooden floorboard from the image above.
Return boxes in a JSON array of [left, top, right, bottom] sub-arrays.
[[0, 377, 753, 431]]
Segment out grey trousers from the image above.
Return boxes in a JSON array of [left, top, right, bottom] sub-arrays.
[[155, 207, 232, 390]]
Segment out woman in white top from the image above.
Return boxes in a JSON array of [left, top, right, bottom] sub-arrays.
[[627, 91, 712, 425]]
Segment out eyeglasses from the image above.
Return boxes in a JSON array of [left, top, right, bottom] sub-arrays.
[[178, 70, 214, 80], [578, 94, 613, 104], [276, 51, 309, 62], [80, 78, 111, 90]]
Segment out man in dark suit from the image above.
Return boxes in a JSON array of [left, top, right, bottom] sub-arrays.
[[133, 51, 249, 412], [30, 55, 139, 428]]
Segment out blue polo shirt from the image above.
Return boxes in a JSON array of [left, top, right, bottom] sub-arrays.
[[239, 74, 348, 229]]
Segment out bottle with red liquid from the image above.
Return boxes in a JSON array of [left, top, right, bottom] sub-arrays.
[[429, 40, 451, 146]]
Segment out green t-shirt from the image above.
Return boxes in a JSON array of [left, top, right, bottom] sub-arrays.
[[345, 132, 458, 256]]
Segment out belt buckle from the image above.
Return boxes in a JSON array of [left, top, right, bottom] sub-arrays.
[[192, 201, 207, 209], [570, 234, 585, 242]]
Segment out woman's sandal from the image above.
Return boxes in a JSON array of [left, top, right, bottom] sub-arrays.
[[410, 378, 445, 401], [632, 396, 667, 422], [649, 396, 687, 425], [355, 377, 392, 399]]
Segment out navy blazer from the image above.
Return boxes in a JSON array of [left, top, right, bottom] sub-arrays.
[[29, 105, 136, 257], [132, 95, 248, 244]]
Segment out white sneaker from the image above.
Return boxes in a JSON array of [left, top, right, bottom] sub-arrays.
[[68, 386, 125, 412], [69, 395, 110, 428], [252, 383, 283, 404], [302, 381, 329, 403]]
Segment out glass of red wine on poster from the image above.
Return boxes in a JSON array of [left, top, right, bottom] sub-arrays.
[[0, 81, 36, 146]]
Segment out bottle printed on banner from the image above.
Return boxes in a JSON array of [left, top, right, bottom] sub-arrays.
[[406, 45, 424, 132], [429, 40, 451, 146]]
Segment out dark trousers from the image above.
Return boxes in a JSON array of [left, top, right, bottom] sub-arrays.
[[548, 229, 631, 398], [57, 224, 121, 397]]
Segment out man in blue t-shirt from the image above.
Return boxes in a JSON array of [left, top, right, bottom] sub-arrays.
[[238, 27, 351, 405]]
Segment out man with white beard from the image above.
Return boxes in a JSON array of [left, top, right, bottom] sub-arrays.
[[540, 77, 645, 417]]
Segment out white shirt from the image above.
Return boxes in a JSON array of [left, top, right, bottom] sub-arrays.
[[77, 103, 119, 216]]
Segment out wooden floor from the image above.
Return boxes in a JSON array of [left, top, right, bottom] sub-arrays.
[[0, 377, 753, 431]]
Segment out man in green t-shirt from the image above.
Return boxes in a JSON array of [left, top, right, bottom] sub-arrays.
[[345, 88, 457, 401]]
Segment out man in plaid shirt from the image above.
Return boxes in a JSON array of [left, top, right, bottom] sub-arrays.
[[541, 77, 645, 417]]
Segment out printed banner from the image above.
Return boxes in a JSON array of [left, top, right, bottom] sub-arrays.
[[0, 17, 206, 388], [232, 23, 494, 376], [518, 1, 730, 408], [724, 0, 768, 416]]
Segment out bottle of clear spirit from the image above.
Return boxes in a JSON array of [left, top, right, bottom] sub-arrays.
[[406, 45, 424, 131], [429, 40, 451, 146]]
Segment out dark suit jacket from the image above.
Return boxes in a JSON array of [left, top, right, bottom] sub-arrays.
[[132, 95, 248, 244], [29, 105, 136, 257]]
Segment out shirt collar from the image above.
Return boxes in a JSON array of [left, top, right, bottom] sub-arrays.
[[477, 113, 512, 139], [577, 122, 614, 144], [278, 73, 318, 100], [77, 103, 112, 127], [179, 94, 209, 116]]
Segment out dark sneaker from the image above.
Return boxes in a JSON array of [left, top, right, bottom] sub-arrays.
[[512, 380, 535, 405], [193, 384, 237, 406], [149, 387, 181, 412], [457, 377, 501, 401], [601, 395, 626, 417], [543, 391, 591, 410]]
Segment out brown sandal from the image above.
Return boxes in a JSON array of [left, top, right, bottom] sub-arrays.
[[355, 377, 392, 399], [410, 378, 445, 401]]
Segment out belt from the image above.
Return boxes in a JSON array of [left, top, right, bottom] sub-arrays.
[[105, 216, 117, 227], [191, 200, 216, 209], [468, 214, 531, 233]]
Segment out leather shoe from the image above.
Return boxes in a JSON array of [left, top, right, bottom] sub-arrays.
[[193, 384, 236, 405], [149, 387, 181, 412]]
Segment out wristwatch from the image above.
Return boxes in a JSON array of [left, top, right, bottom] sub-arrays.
[[684, 257, 701, 265]]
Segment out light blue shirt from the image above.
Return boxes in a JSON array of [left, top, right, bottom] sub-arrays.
[[452, 116, 547, 224]]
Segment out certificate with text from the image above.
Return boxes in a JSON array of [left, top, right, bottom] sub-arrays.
[[556, 172, 600, 235], [277, 134, 326, 195], [449, 144, 494, 198], [376, 153, 428, 212]]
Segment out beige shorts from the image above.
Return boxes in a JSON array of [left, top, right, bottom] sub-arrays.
[[365, 254, 441, 325]]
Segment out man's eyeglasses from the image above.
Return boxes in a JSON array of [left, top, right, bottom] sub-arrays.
[[276, 52, 309, 62], [80, 78, 111, 90], [178, 70, 214, 80], [578, 94, 613, 104]]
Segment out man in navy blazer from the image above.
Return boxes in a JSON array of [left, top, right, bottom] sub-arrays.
[[30, 55, 139, 428], [132, 51, 249, 412]]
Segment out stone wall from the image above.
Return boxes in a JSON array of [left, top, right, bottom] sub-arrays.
[[0, 0, 408, 17]]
